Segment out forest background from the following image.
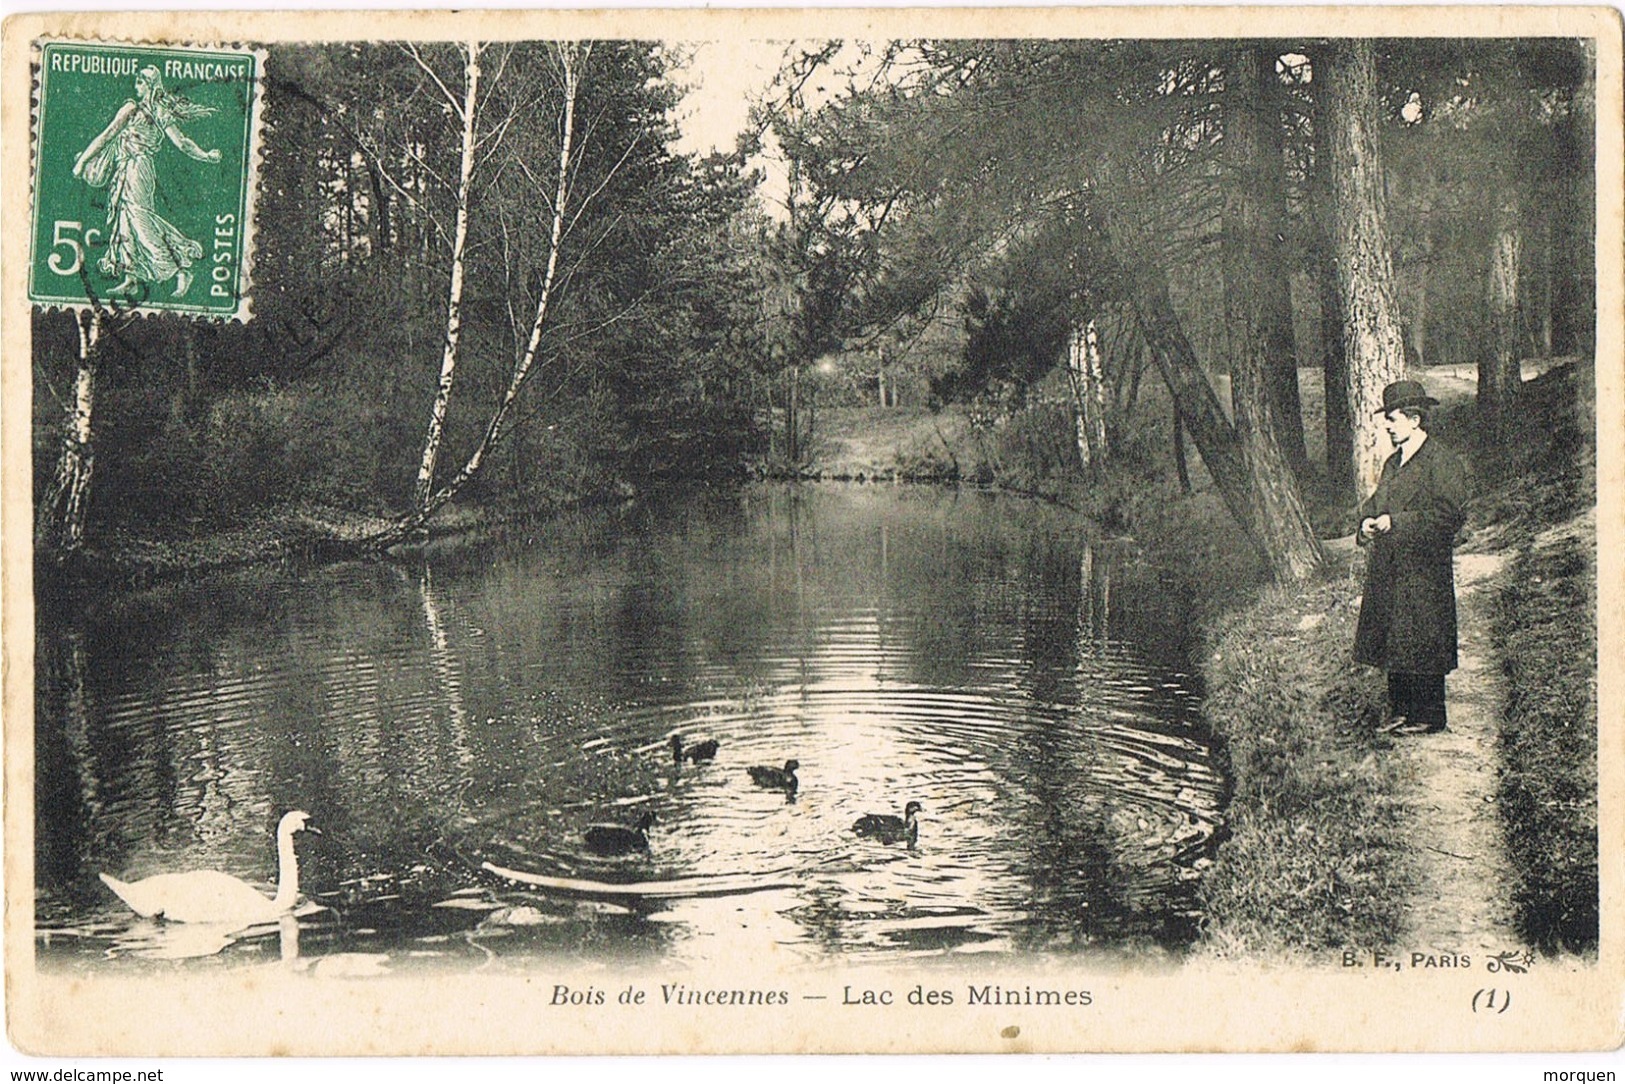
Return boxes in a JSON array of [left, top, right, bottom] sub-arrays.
[[31, 37, 1595, 580]]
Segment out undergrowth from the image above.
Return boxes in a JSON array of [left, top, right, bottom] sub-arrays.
[[1493, 534, 1598, 953]]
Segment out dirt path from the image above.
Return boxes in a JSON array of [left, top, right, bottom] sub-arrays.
[[1388, 550, 1519, 954]]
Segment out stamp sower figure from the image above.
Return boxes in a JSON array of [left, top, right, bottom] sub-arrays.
[[72, 65, 221, 298], [1353, 380, 1469, 736]]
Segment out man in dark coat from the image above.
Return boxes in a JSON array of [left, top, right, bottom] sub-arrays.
[[1353, 379, 1469, 735]]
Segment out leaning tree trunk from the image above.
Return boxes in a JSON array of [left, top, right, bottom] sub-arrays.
[[1481, 191, 1523, 442], [1223, 45, 1324, 581], [1104, 196, 1322, 578], [1113, 215, 1299, 566], [1172, 406, 1192, 494], [1122, 247, 1251, 526], [410, 41, 482, 519], [372, 44, 587, 550], [1318, 39, 1409, 500], [38, 311, 103, 562]]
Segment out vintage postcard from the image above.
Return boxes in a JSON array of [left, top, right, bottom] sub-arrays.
[[3, 5, 1621, 1061]]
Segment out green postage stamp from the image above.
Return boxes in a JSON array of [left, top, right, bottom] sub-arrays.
[[28, 41, 263, 320]]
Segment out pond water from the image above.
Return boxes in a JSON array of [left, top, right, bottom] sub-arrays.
[[35, 483, 1226, 974]]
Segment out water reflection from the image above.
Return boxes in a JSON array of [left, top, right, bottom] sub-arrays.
[[36, 484, 1224, 973]]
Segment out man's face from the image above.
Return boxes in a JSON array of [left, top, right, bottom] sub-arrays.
[[1384, 409, 1422, 446]]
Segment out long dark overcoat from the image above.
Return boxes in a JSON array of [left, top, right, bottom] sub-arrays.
[[1352, 436, 1469, 674]]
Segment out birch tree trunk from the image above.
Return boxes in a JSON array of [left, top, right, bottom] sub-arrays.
[[375, 43, 587, 548], [1086, 319, 1108, 469], [38, 311, 103, 561], [434, 43, 581, 498], [786, 365, 801, 465], [1066, 320, 1110, 479], [1318, 39, 1409, 501], [1067, 325, 1089, 475], [410, 41, 482, 518]]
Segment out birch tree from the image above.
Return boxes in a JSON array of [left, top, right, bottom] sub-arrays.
[[37, 311, 104, 561], [408, 41, 484, 520], [372, 41, 590, 547], [1065, 319, 1108, 480]]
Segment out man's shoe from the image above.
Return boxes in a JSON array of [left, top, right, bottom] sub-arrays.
[[1389, 718, 1446, 735]]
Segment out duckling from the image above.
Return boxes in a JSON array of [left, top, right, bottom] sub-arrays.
[[671, 734, 720, 766], [852, 801, 922, 846], [100, 810, 318, 925], [746, 759, 799, 795], [583, 811, 656, 855]]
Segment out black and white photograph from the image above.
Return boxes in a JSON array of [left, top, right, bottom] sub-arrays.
[[4, 4, 1620, 1062]]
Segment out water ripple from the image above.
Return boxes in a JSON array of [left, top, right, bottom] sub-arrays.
[[38, 483, 1223, 971]]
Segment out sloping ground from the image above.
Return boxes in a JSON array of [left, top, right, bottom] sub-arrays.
[[808, 405, 994, 481], [1196, 357, 1595, 959], [1471, 359, 1597, 954], [1490, 513, 1599, 953]]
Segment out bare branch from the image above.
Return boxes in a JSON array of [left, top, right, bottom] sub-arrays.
[[404, 42, 467, 119], [565, 130, 643, 240]]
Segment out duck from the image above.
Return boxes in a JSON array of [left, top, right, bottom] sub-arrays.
[[583, 811, 656, 855], [746, 759, 799, 795], [852, 801, 922, 846], [670, 734, 720, 766], [99, 810, 318, 925]]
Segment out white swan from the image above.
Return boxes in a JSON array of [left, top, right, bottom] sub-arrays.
[[100, 810, 317, 925]]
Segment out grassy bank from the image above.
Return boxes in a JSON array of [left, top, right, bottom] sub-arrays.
[[1195, 570, 1411, 956], [1494, 527, 1597, 953], [1480, 359, 1598, 954], [1479, 358, 1596, 953]]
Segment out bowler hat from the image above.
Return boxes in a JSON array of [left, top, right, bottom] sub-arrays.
[[1375, 379, 1439, 415]]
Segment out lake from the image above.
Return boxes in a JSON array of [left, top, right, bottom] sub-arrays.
[[34, 483, 1225, 973]]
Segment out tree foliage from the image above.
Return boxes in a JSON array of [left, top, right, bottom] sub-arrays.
[[759, 36, 1593, 575], [30, 35, 1595, 569], [34, 38, 775, 554]]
